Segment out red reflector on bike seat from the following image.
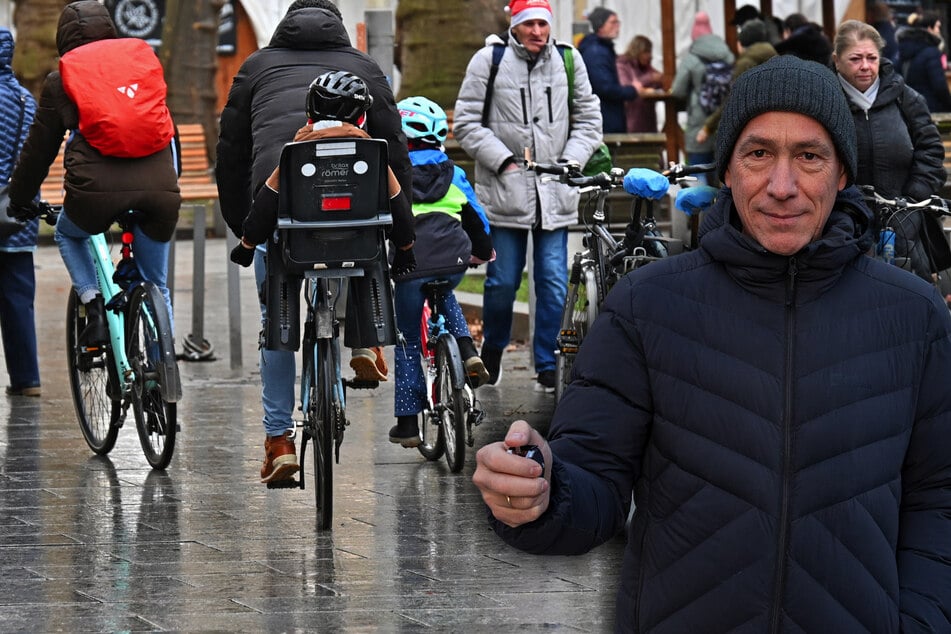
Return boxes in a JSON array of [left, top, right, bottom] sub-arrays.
[[122, 232, 134, 245], [321, 196, 351, 211]]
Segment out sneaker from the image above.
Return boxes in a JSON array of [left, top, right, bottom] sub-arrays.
[[5, 385, 41, 397], [481, 345, 503, 386], [535, 370, 556, 394], [78, 295, 108, 348], [261, 430, 300, 483], [464, 356, 490, 388], [389, 415, 421, 448], [350, 347, 387, 381]]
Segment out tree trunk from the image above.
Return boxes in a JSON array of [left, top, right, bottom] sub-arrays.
[[160, 0, 222, 161], [11, 0, 71, 98], [395, 0, 507, 107]]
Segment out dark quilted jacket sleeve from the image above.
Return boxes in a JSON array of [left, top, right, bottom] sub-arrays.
[[491, 280, 647, 554], [897, 298, 951, 630]]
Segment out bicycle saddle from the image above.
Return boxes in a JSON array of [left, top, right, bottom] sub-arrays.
[[623, 168, 669, 200], [675, 186, 719, 216]]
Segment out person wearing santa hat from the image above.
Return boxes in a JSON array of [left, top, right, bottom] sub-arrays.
[[453, 0, 602, 393]]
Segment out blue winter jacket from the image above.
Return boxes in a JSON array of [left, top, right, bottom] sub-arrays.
[[394, 147, 492, 281], [578, 33, 635, 134], [0, 28, 38, 251], [493, 186, 951, 632], [897, 27, 951, 113]]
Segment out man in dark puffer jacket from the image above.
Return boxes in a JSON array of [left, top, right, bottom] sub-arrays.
[[473, 55, 951, 632]]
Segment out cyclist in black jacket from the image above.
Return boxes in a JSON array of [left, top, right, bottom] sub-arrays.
[[217, 0, 414, 485]]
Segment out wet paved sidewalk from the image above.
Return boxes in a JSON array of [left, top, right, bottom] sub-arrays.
[[0, 239, 624, 632]]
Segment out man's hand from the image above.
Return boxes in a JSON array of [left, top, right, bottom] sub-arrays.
[[8, 200, 37, 223], [391, 245, 416, 276], [472, 420, 552, 528], [230, 241, 255, 267]]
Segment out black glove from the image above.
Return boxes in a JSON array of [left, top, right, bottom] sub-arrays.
[[391, 246, 416, 276], [8, 200, 38, 223], [230, 242, 256, 268]]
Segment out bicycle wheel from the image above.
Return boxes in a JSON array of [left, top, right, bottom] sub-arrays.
[[309, 338, 336, 529], [66, 291, 121, 455], [418, 355, 446, 461], [580, 266, 600, 337], [126, 284, 178, 470], [435, 336, 467, 473]]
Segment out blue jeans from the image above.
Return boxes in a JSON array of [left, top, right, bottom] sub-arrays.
[[687, 151, 715, 186], [393, 273, 466, 417], [483, 226, 567, 373], [254, 247, 298, 436], [0, 251, 40, 389], [54, 210, 173, 328]]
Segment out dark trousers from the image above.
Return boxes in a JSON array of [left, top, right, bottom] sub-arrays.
[[0, 251, 40, 389]]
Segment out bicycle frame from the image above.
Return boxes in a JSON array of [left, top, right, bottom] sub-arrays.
[[88, 232, 135, 393], [300, 271, 351, 458]]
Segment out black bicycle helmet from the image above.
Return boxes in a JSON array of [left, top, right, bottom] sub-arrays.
[[306, 70, 374, 124]]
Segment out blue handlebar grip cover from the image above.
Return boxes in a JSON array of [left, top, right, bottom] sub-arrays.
[[675, 186, 719, 216], [623, 168, 669, 199]]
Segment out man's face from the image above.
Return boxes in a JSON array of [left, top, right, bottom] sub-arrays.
[[724, 112, 847, 256], [597, 13, 621, 40], [512, 19, 551, 54]]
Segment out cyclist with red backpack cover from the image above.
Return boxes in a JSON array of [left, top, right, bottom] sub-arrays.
[[7, 1, 181, 345]]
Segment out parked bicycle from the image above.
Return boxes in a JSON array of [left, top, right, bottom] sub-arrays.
[[527, 159, 716, 402], [859, 185, 951, 293], [32, 201, 181, 469], [416, 279, 485, 473]]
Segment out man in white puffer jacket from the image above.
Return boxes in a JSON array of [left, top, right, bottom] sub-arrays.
[[453, 0, 602, 393]]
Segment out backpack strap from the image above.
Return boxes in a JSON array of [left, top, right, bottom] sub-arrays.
[[481, 43, 507, 127], [558, 43, 574, 108], [483, 40, 575, 124]]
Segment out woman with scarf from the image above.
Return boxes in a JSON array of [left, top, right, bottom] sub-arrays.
[[832, 19, 948, 283]]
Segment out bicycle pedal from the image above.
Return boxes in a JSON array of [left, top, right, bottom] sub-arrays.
[[265, 478, 301, 489], [468, 408, 486, 428], [345, 378, 380, 390]]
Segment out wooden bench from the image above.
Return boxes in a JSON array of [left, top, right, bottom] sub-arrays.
[[39, 122, 219, 211]]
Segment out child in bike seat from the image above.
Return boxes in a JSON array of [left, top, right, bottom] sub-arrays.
[[230, 70, 417, 386], [387, 96, 494, 447]]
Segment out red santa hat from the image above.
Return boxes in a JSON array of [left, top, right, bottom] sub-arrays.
[[506, 0, 553, 27]]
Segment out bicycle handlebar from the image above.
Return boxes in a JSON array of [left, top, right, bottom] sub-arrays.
[[859, 185, 951, 216], [661, 162, 716, 183], [524, 158, 621, 189], [20, 200, 60, 226]]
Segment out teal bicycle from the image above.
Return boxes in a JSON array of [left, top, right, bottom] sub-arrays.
[[35, 202, 181, 469]]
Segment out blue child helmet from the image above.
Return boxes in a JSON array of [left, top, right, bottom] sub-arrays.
[[397, 96, 449, 145]]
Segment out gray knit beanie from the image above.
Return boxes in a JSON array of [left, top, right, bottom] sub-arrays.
[[715, 55, 857, 185]]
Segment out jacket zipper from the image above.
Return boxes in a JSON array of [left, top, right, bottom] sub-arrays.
[[769, 257, 798, 633], [546, 86, 553, 122], [520, 87, 528, 125]]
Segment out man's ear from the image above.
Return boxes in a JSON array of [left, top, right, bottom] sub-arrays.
[[723, 167, 732, 189], [836, 165, 847, 191]]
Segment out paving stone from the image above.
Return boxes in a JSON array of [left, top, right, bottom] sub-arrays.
[[0, 240, 624, 632]]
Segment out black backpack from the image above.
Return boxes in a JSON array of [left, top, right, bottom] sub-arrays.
[[698, 58, 733, 114]]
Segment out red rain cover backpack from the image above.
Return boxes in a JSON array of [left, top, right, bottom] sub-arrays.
[[59, 38, 175, 158]]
